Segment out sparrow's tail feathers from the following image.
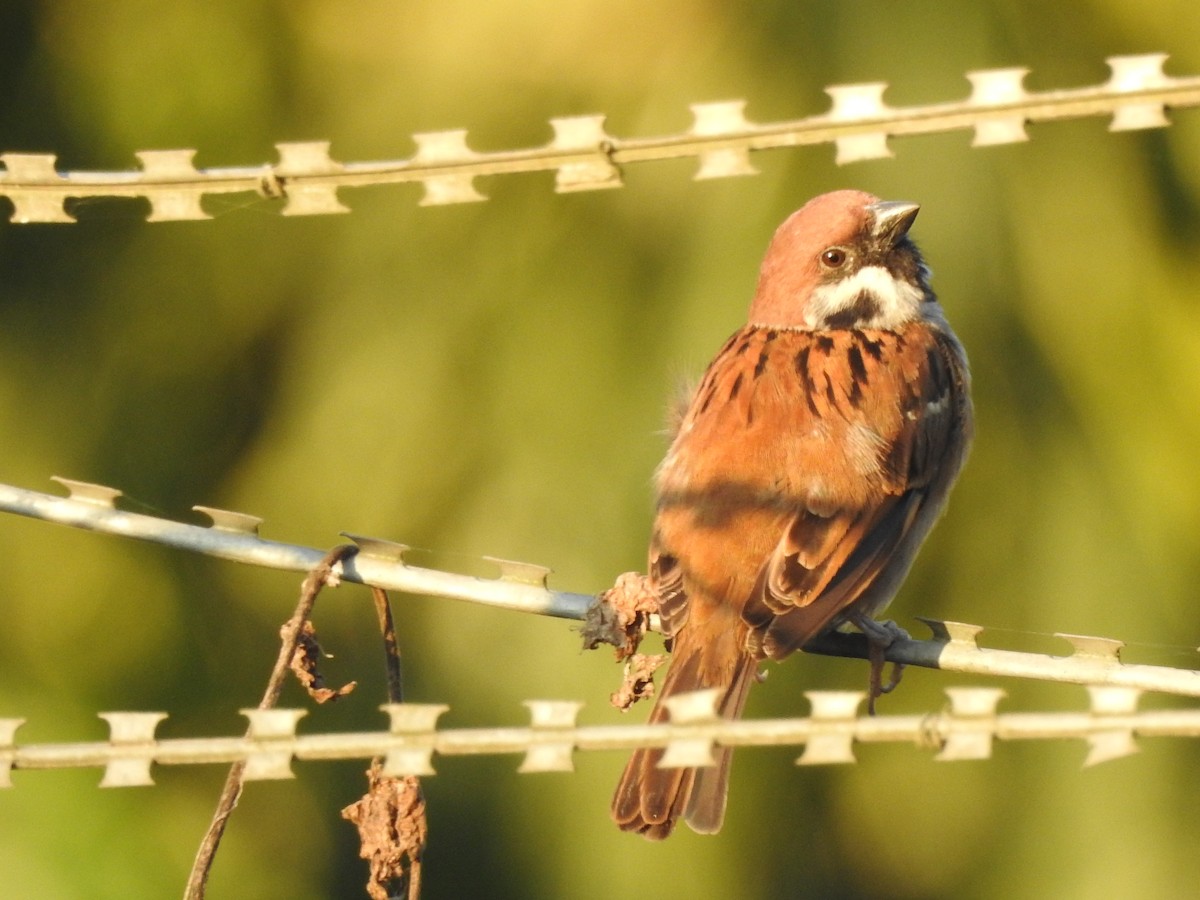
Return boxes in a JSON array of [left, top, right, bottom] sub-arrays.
[[611, 630, 756, 840]]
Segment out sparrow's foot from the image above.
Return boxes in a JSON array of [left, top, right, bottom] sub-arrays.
[[851, 616, 910, 715]]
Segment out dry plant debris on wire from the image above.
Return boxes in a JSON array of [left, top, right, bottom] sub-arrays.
[[173, 548, 919, 898], [178, 554, 884, 899], [183, 545, 425, 900]]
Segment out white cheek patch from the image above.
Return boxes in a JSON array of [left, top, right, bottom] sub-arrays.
[[804, 265, 924, 329]]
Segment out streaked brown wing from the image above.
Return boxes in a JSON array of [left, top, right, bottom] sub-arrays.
[[649, 545, 688, 641], [742, 326, 968, 659], [745, 493, 922, 658]]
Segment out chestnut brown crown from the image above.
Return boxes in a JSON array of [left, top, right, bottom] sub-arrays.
[[748, 189, 932, 331]]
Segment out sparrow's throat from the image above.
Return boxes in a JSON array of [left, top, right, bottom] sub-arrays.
[[805, 265, 924, 331]]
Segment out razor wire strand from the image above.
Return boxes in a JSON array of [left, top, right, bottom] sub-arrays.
[[0, 54, 1196, 222], [2, 684, 1196, 788], [2, 476, 1200, 699]]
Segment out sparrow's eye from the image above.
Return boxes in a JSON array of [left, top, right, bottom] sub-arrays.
[[820, 248, 847, 268]]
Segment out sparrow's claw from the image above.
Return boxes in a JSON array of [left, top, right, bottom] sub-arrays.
[[852, 616, 910, 715]]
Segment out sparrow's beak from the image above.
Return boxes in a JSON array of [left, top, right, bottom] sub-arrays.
[[867, 200, 920, 249]]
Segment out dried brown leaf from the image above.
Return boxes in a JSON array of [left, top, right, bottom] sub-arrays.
[[582, 571, 659, 660], [610, 653, 667, 711], [288, 620, 356, 703], [342, 761, 427, 900]]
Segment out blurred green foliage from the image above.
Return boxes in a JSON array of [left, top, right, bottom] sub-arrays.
[[1, 1, 1199, 898]]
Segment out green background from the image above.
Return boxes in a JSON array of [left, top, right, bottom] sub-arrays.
[[2, 2, 1199, 897]]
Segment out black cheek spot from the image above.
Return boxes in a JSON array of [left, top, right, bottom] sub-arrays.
[[824, 293, 882, 330], [822, 311, 856, 330]]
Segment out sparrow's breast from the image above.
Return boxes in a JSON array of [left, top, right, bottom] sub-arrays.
[[652, 322, 961, 607]]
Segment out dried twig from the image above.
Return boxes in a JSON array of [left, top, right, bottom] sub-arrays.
[[342, 585, 427, 900], [370, 587, 405, 706], [183, 544, 357, 900]]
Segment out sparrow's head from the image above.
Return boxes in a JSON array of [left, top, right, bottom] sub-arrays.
[[748, 189, 936, 331]]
